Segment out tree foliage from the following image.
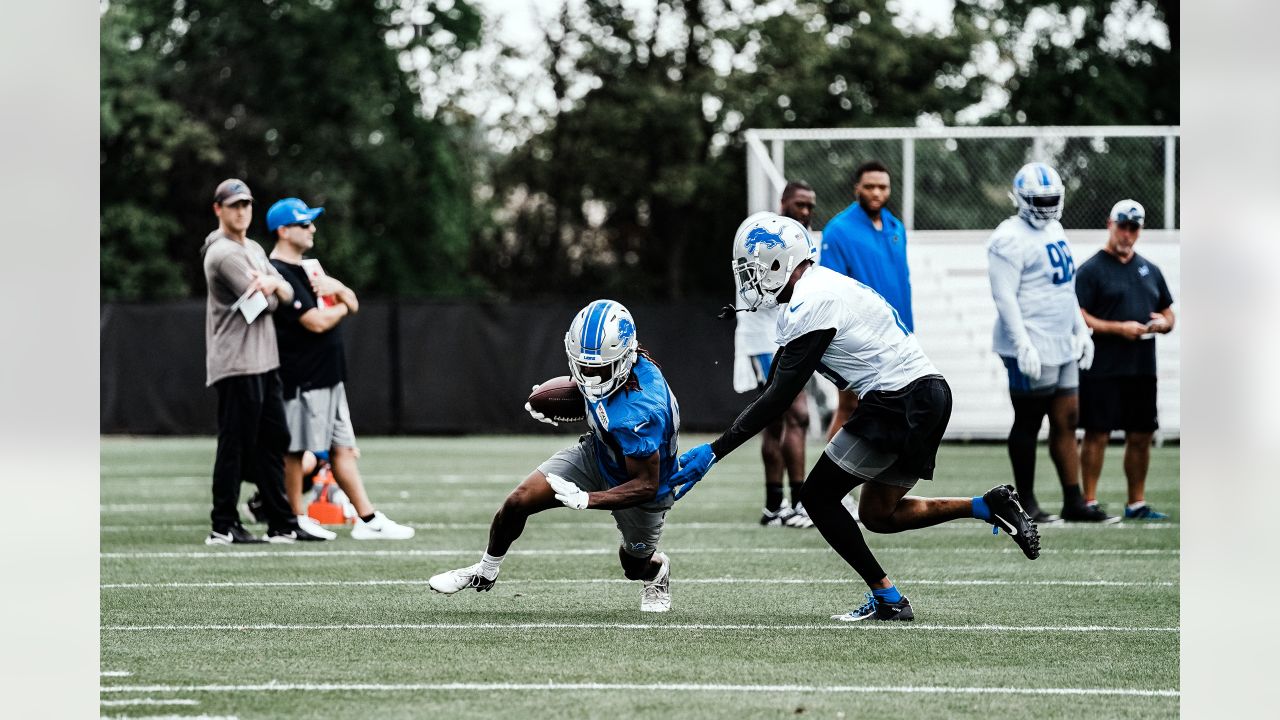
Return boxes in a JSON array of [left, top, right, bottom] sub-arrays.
[[100, 0, 1178, 302], [957, 0, 1177, 126], [480, 1, 990, 300], [100, 0, 485, 301]]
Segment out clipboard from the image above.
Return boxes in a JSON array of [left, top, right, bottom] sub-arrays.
[[229, 286, 268, 324]]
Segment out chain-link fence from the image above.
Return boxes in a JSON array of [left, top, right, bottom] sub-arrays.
[[745, 126, 1180, 231]]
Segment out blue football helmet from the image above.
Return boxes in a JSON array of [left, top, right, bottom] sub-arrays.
[[564, 300, 638, 400], [731, 212, 817, 310], [1011, 162, 1065, 229]]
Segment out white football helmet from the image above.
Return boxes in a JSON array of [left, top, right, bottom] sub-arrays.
[[732, 212, 817, 310], [1011, 162, 1065, 229], [564, 299, 638, 401]]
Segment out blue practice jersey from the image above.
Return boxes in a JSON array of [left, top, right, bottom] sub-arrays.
[[582, 356, 682, 499]]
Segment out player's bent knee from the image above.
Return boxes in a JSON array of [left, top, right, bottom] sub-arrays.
[[618, 547, 655, 580], [859, 512, 892, 534], [501, 488, 538, 515]]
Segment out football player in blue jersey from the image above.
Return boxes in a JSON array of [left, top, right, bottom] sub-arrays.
[[672, 213, 1041, 622], [430, 300, 683, 612]]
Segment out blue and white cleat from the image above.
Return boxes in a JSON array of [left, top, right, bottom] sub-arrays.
[[831, 592, 914, 622]]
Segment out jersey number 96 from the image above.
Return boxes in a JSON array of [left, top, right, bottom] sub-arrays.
[[1045, 241, 1075, 285]]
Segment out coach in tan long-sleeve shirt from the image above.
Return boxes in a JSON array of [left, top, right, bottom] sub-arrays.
[[199, 178, 319, 545]]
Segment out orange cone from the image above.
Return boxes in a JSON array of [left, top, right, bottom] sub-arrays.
[[306, 462, 352, 526]]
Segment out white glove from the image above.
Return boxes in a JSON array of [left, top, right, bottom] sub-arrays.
[[1015, 342, 1042, 382], [546, 473, 589, 510], [524, 384, 558, 426], [1074, 332, 1095, 371]]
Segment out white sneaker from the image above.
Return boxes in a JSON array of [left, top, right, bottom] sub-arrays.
[[429, 562, 497, 594], [297, 515, 337, 541], [784, 501, 815, 528], [350, 510, 415, 540], [640, 552, 671, 612]]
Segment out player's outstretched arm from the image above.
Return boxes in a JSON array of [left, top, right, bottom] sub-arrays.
[[672, 328, 835, 502], [710, 328, 835, 460]]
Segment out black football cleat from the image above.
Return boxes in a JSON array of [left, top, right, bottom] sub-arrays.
[[831, 592, 914, 622], [983, 484, 1041, 559]]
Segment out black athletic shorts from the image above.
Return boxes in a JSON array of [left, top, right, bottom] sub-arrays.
[[1078, 375, 1158, 433], [842, 375, 952, 480]]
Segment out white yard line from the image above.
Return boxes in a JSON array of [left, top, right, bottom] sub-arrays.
[[100, 699, 199, 706], [101, 621, 1178, 633], [99, 521, 1180, 532], [101, 577, 1175, 590], [100, 715, 234, 720], [99, 681, 1177, 698], [100, 547, 1180, 559], [100, 671, 133, 677]]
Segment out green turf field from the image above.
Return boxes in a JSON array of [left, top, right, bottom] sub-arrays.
[[101, 435, 1179, 719]]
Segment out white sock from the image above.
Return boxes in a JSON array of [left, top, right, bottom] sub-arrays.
[[479, 552, 504, 579], [1127, 501, 1147, 511]]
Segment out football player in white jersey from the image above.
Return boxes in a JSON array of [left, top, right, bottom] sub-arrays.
[[731, 182, 817, 528], [987, 162, 1113, 524], [672, 213, 1041, 622]]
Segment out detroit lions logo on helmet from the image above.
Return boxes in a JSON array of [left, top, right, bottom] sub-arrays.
[[617, 317, 635, 344], [745, 226, 787, 253]]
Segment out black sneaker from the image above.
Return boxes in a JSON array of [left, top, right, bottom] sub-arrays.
[[205, 523, 266, 545], [1031, 510, 1063, 525], [240, 492, 267, 524], [831, 592, 914, 622], [982, 484, 1041, 559], [1061, 502, 1121, 524], [265, 526, 327, 543]]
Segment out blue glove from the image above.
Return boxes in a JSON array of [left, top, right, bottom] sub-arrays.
[[670, 444, 717, 501]]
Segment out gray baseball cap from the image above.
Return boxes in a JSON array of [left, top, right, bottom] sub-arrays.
[[214, 178, 254, 205]]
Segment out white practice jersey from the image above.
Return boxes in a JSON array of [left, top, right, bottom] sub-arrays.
[[986, 217, 1080, 364], [775, 265, 939, 397]]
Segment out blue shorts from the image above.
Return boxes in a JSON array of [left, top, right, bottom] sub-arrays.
[[750, 352, 775, 387], [1001, 357, 1079, 397]]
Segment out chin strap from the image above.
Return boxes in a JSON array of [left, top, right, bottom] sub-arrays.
[[717, 306, 755, 320]]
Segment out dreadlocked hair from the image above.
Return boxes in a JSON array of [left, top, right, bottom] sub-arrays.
[[621, 345, 659, 393]]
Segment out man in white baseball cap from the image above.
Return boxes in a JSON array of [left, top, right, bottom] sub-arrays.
[[1074, 199, 1176, 521]]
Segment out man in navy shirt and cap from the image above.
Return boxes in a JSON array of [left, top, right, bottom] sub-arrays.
[[1075, 199, 1175, 520]]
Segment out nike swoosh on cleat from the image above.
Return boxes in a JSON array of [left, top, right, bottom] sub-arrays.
[[995, 516, 1018, 536]]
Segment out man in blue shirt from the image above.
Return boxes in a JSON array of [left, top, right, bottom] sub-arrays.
[[819, 160, 912, 439], [429, 300, 683, 613]]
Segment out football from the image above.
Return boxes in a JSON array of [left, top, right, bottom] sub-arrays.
[[527, 375, 586, 422]]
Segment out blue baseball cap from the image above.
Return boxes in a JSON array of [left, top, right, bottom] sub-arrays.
[[266, 197, 325, 232]]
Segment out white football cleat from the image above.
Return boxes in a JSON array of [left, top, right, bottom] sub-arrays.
[[640, 552, 671, 613], [351, 511, 415, 540], [429, 563, 497, 594], [297, 515, 337, 540]]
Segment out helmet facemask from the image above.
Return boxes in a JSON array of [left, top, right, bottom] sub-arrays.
[[734, 253, 796, 310]]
